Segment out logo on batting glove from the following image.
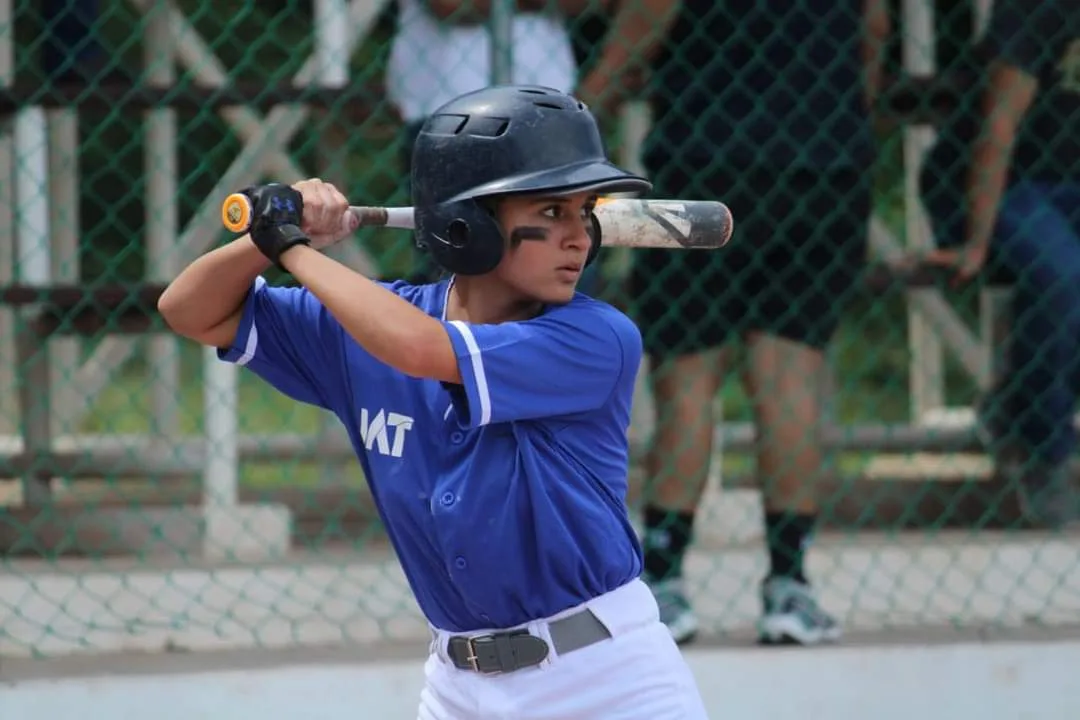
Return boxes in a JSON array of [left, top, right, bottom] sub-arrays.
[[244, 183, 304, 232]]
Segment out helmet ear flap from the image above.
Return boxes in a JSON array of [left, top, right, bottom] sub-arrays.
[[584, 211, 602, 268], [416, 199, 505, 276]]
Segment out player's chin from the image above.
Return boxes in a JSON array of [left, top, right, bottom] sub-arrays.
[[519, 269, 581, 305], [544, 273, 581, 304], [527, 280, 576, 306]]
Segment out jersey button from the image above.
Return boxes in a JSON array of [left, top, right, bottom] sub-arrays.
[[450, 431, 464, 444], [440, 492, 455, 507], [455, 557, 467, 569]]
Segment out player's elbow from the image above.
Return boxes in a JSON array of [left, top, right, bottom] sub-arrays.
[[157, 283, 203, 338], [157, 285, 241, 350], [157, 285, 189, 334]]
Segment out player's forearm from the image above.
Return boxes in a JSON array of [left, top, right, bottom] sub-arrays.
[[861, 0, 891, 110], [157, 236, 271, 336], [964, 124, 1015, 251], [590, 0, 678, 76], [280, 246, 461, 384], [964, 63, 1037, 249]]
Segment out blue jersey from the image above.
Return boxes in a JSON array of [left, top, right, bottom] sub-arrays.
[[217, 275, 645, 632]]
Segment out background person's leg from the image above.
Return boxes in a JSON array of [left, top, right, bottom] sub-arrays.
[[744, 334, 839, 645], [744, 335, 825, 563], [745, 167, 870, 645], [992, 181, 1080, 528]]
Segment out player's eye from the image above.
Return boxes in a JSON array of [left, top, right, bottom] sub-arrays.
[[540, 203, 592, 222]]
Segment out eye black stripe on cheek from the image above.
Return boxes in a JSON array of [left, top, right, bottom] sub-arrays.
[[509, 227, 549, 243]]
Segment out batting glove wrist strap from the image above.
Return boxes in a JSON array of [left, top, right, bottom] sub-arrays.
[[243, 183, 312, 269], [252, 223, 311, 271]]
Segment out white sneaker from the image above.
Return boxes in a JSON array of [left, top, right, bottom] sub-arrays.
[[758, 576, 842, 646]]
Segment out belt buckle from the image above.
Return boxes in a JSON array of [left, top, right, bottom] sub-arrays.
[[464, 634, 500, 676], [464, 636, 482, 673]]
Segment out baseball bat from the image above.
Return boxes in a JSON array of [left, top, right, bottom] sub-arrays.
[[221, 193, 734, 250]]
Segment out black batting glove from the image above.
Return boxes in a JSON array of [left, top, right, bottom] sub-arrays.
[[243, 183, 312, 270]]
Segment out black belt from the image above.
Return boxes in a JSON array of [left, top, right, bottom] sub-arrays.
[[445, 608, 612, 675]]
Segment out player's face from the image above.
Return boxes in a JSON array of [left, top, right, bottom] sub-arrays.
[[493, 191, 596, 305]]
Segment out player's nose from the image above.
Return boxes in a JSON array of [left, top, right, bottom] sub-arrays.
[[561, 216, 591, 253]]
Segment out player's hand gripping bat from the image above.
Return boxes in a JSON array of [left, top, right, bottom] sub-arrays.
[[221, 192, 734, 250]]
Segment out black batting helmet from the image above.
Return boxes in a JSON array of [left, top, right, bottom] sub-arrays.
[[410, 85, 652, 276]]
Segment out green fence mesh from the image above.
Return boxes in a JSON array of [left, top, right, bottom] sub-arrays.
[[3, 0, 1080, 660]]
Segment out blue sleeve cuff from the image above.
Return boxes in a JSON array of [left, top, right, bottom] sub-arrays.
[[216, 276, 265, 366]]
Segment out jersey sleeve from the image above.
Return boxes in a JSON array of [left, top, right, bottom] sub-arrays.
[[216, 276, 352, 412], [441, 301, 642, 427]]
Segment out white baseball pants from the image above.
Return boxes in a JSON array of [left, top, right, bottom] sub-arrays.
[[418, 579, 709, 720]]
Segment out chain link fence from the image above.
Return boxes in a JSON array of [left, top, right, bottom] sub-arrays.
[[2, 0, 1080, 660]]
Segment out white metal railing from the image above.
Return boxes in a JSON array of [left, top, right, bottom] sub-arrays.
[[0, 0, 15, 435]]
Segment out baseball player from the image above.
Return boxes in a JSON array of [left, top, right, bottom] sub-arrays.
[[158, 85, 708, 720]]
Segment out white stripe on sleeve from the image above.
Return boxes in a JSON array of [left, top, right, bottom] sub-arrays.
[[235, 276, 267, 367], [448, 320, 492, 426], [236, 325, 259, 367]]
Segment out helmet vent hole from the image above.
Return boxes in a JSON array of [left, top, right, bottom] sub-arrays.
[[426, 113, 468, 135], [447, 219, 469, 248], [519, 88, 548, 95], [533, 102, 563, 110], [464, 116, 510, 137]]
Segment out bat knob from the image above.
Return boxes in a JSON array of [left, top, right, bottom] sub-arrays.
[[222, 193, 254, 234]]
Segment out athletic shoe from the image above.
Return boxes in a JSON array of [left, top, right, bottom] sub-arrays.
[[645, 574, 699, 645], [757, 576, 841, 646], [1015, 461, 1080, 530]]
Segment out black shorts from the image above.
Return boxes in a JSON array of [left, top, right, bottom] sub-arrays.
[[629, 164, 871, 358]]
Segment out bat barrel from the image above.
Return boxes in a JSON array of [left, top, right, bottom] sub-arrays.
[[593, 199, 734, 249], [678, 201, 734, 248]]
